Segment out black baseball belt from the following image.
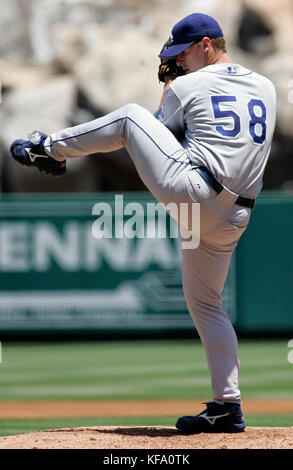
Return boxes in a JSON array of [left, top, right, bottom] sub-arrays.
[[195, 166, 255, 210]]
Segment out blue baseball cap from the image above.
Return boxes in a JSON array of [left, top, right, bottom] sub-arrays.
[[160, 13, 223, 58]]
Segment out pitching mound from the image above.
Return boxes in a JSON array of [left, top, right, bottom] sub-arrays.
[[0, 426, 293, 449]]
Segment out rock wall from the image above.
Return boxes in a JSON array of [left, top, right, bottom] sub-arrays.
[[0, 0, 292, 192]]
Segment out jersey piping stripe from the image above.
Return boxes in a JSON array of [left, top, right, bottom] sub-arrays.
[[45, 116, 190, 167], [199, 71, 253, 77]]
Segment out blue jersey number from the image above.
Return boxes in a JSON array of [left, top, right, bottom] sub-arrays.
[[211, 96, 240, 137], [211, 95, 267, 144], [248, 99, 267, 144]]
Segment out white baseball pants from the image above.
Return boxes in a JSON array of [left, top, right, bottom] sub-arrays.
[[44, 103, 251, 403]]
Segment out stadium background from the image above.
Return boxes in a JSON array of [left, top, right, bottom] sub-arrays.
[[0, 0, 293, 438]]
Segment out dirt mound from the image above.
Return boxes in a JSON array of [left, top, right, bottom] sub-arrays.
[[0, 426, 293, 449]]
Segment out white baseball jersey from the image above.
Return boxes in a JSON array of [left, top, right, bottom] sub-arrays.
[[156, 63, 276, 198]]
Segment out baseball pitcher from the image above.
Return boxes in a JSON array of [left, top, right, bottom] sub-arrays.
[[10, 13, 276, 433]]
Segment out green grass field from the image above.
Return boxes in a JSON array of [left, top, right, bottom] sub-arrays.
[[0, 339, 292, 436]]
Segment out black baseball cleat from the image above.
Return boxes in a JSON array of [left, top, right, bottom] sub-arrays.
[[10, 131, 66, 176], [176, 401, 246, 434]]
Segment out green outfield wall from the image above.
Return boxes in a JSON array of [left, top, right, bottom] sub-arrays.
[[0, 192, 292, 336], [235, 192, 293, 334]]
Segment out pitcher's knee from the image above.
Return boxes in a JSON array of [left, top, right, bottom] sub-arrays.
[[120, 103, 145, 118]]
